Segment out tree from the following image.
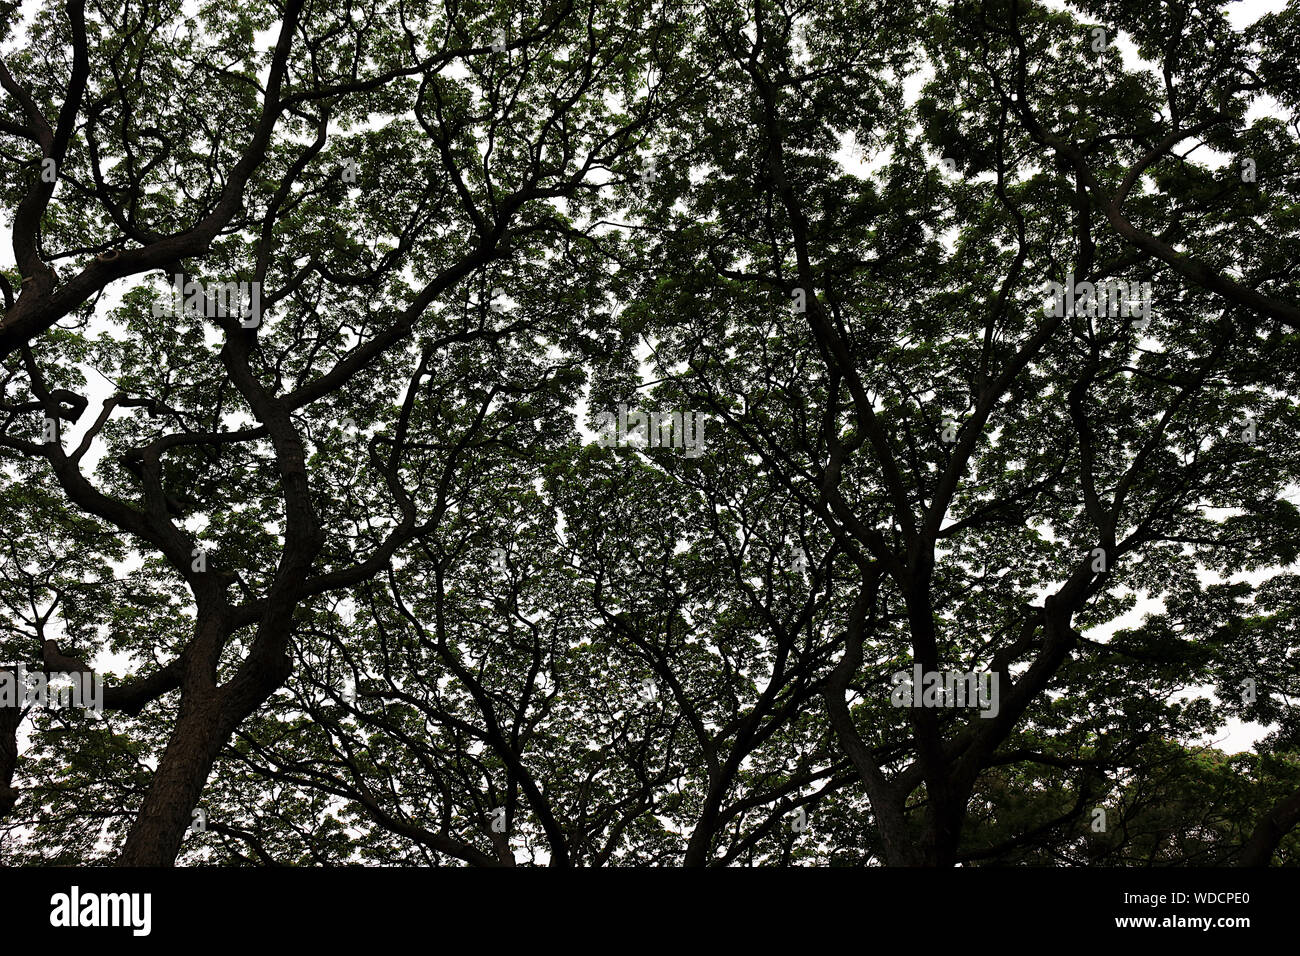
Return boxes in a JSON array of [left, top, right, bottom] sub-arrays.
[[2, 0, 677, 864], [2, 0, 1298, 868], [606, 0, 1300, 865]]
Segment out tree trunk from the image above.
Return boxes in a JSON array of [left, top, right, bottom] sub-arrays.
[[117, 689, 226, 866], [1237, 786, 1300, 867]]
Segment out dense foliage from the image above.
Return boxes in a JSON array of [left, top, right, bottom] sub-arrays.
[[1, 0, 1298, 866]]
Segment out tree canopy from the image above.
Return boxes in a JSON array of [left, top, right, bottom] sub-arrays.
[[1, 0, 1298, 867]]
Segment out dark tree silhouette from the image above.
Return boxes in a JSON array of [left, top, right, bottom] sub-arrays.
[[2, 0, 1298, 867]]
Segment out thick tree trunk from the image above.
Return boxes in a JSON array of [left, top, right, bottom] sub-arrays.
[[1237, 786, 1300, 867], [117, 611, 294, 866], [117, 690, 226, 866], [684, 814, 716, 867], [0, 678, 21, 818]]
